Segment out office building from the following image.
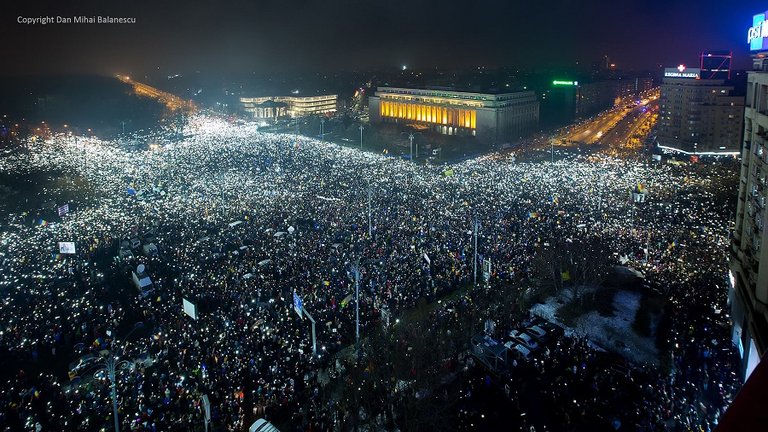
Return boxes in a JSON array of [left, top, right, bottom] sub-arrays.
[[730, 10, 768, 385], [368, 87, 539, 143], [240, 94, 337, 119], [657, 66, 743, 155]]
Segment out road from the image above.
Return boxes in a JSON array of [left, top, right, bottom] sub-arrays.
[[546, 88, 660, 157], [115, 75, 196, 113]]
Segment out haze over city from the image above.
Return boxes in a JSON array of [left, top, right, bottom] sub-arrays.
[[1, 1, 767, 431]]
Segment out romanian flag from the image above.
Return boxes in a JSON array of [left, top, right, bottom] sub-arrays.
[[528, 212, 539, 219], [38, 218, 47, 226], [550, 195, 559, 204]]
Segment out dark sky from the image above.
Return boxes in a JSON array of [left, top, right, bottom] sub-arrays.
[[1, 0, 765, 77]]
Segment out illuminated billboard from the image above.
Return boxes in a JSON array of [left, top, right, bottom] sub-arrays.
[[749, 11, 768, 51], [552, 80, 578, 86], [664, 65, 700, 79]]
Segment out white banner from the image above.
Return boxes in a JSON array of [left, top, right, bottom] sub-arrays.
[[183, 298, 198, 320], [58, 242, 76, 254]]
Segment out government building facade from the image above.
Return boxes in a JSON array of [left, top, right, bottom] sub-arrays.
[[368, 87, 539, 144]]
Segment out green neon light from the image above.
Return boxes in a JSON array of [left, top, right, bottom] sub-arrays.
[[552, 80, 578, 86]]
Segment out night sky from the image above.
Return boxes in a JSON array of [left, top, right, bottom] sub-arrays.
[[2, 0, 765, 77]]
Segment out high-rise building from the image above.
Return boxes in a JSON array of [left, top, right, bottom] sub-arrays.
[[368, 87, 539, 143], [730, 10, 768, 384], [657, 65, 743, 155], [700, 50, 732, 80]]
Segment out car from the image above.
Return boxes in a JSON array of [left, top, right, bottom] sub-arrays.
[[509, 330, 539, 351], [530, 317, 565, 338], [504, 341, 533, 361], [525, 325, 548, 342]]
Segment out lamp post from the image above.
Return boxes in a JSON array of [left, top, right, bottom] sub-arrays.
[[367, 187, 373, 238], [407, 133, 414, 160], [473, 217, 479, 286], [320, 118, 325, 141], [359, 124, 364, 150], [400, 131, 420, 162], [350, 261, 361, 350], [94, 322, 144, 432]]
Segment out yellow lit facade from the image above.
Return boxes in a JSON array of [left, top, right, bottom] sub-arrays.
[[369, 87, 539, 143], [379, 100, 476, 129]]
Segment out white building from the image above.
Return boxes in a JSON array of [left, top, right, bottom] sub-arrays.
[[240, 95, 337, 119], [368, 87, 539, 144]]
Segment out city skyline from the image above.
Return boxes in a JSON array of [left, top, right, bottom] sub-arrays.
[[2, 0, 764, 77]]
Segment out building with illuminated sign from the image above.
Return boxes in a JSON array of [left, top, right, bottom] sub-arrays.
[[240, 94, 337, 119], [657, 65, 743, 155], [368, 87, 539, 143], [730, 11, 768, 384]]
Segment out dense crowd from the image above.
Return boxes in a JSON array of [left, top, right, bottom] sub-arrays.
[[0, 115, 741, 431]]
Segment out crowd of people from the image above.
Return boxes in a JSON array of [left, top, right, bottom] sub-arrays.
[[0, 115, 742, 431]]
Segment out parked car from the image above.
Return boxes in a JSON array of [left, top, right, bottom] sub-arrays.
[[531, 317, 565, 338], [504, 341, 533, 361], [525, 325, 549, 342], [509, 329, 539, 351]]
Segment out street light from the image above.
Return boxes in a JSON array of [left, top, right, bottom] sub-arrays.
[[472, 217, 479, 286], [92, 322, 144, 432], [401, 132, 420, 161], [350, 261, 361, 351]]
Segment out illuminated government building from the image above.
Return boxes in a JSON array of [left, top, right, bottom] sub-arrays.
[[240, 94, 337, 119], [368, 87, 539, 143]]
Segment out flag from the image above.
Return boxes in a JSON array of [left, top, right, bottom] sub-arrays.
[[38, 218, 47, 226], [550, 196, 558, 204], [528, 212, 539, 219], [443, 168, 455, 177], [561, 271, 571, 282]]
